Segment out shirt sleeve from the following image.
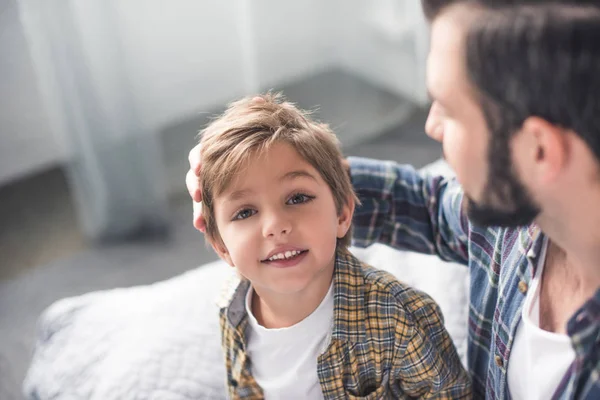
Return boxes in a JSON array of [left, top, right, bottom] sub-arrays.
[[349, 156, 469, 265], [392, 293, 473, 399]]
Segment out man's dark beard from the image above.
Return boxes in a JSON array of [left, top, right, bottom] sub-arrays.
[[466, 193, 539, 228], [465, 136, 540, 228]]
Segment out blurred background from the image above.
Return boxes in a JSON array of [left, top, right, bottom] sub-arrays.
[[0, 0, 442, 397]]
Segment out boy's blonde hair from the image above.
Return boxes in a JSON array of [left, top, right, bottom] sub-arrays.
[[199, 93, 358, 248]]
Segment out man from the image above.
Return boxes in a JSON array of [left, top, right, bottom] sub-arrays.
[[186, 1, 600, 398]]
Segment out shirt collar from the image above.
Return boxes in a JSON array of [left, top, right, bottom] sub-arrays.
[[523, 223, 546, 276], [223, 277, 250, 329], [524, 224, 543, 258], [330, 248, 367, 343], [219, 248, 368, 342]]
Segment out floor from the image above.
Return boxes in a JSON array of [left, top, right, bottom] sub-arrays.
[[0, 167, 86, 281], [0, 93, 440, 399]]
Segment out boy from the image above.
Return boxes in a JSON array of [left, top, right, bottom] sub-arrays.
[[200, 93, 471, 399]]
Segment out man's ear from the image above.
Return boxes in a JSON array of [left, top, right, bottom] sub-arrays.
[[211, 240, 234, 267], [521, 116, 569, 184], [336, 196, 355, 239]]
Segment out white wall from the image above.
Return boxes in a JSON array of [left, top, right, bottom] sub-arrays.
[[112, 0, 340, 131], [250, 0, 341, 89], [112, 0, 248, 130], [337, 0, 429, 105], [4, 0, 428, 186], [3, 0, 340, 185]]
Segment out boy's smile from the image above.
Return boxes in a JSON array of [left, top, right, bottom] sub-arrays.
[[211, 141, 353, 324], [261, 247, 309, 267]]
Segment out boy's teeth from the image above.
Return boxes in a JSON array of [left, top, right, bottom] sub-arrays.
[[268, 250, 302, 261]]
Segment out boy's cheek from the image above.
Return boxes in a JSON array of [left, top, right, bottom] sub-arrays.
[[210, 241, 235, 267]]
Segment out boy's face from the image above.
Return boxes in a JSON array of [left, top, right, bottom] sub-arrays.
[[211, 141, 353, 296]]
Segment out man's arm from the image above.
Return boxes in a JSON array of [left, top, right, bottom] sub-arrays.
[[349, 157, 469, 265]]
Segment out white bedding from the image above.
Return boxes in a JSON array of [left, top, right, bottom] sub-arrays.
[[23, 245, 468, 400]]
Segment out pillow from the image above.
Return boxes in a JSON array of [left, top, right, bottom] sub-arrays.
[[24, 262, 232, 400]]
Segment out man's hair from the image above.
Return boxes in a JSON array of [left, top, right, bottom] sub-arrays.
[[421, 0, 598, 20], [464, 4, 600, 173], [199, 93, 358, 248]]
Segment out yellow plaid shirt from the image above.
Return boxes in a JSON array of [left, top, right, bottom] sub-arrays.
[[218, 249, 472, 399]]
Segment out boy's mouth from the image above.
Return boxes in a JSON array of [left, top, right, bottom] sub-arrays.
[[262, 249, 308, 263]]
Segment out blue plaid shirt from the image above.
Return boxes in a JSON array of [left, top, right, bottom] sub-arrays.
[[349, 157, 600, 400]]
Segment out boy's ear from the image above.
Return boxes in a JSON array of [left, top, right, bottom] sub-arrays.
[[336, 196, 355, 238], [211, 240, 235, 267]]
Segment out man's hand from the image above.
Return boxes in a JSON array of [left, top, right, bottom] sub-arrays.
[[186, 143, 206, 232], [188, 96, 270, 232]]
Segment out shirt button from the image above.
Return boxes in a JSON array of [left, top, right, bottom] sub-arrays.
[[495, 355, 503, 367], [518, 280, 528, 294]]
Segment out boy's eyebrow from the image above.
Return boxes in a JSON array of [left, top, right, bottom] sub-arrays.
[[224, 170, 317, 203], [280, 170, 318, 182], [224, 189, 254, 202]]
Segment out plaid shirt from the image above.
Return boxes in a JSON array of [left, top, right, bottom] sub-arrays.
[[349, 156, 600, 400], [218, 249, 471, 399]]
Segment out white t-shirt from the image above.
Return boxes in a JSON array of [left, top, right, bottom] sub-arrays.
[[508, 238, 576, 400], [244, 284, 334, 399]]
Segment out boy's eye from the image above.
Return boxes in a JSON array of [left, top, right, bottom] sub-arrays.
[[232, 208, 256, 221], [286, 193, 314, 205]]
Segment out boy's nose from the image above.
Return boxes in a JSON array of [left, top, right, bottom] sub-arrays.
[[262, 213, 292, 239]]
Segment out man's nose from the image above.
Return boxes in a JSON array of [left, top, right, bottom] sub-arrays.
[[425, 101, 444, 143]]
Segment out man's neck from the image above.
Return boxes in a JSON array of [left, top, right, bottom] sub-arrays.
[[537, 205, 600, 299], [251, 264, 334, 329]]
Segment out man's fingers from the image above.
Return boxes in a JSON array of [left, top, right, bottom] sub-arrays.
[[188, 142, 205, 231], [193, 200, 206, 232], [188, 143, 202, 175], [186, 169, 202, 203]]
